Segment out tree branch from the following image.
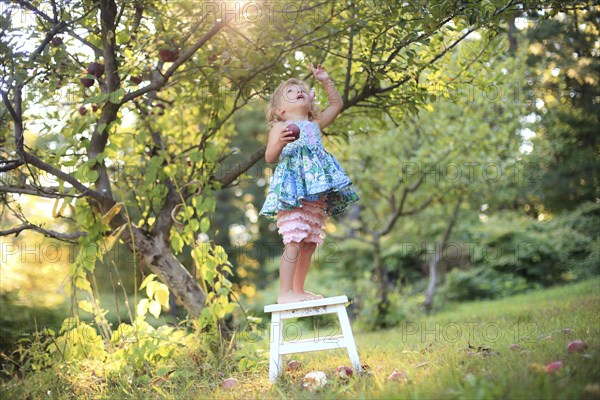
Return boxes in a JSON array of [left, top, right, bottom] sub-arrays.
[[0, 184, 84, 198], [13, 0, 103, 57], [343, 6, 355, 104], [212, 147, 266, 189], [1, 83, 110, 204], [0, 159, 24, 173], [0, 223, 87, 242], [121, 16, 233, 104]]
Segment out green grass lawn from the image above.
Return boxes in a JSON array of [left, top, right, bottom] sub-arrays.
[[2, 277, 599, 399], [205, 277, 600, 399]]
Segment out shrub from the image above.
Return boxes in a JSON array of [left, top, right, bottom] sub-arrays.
[[439, 266, 539, 302]]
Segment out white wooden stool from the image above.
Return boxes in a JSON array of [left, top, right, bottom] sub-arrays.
[[264, 295, 362, 382]]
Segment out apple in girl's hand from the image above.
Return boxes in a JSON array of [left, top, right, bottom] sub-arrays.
[[287, 123, 300, 140]]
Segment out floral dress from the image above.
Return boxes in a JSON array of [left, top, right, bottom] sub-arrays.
[[259, 119, 360, 223]]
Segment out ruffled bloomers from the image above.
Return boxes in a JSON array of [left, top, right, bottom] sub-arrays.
[[276, 197, 327, 245]]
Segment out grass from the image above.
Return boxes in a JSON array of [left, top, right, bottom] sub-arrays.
[[203, 277, 600, 399], [1, 277, 599, 399]]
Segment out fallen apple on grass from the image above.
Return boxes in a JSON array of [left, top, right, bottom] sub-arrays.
[[337, 366, 353, 379], [288, 360, 301, 370], [222, 377, 238, 389], [387, 369, 407, 381], [545, 361, 563, 373], [567, 340, 587, 353]]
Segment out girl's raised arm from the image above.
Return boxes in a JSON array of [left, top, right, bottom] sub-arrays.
[[309, 63, 343, 130]]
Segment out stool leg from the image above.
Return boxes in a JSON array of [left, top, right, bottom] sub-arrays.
[[268, 312, 283, 382], [337, 305, 362, 373]]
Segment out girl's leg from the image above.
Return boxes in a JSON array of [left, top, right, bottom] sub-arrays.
[[293, 240, 323, 300], [278, 241, 312, 303]]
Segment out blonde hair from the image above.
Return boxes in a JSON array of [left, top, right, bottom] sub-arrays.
[[265, 78, 320, 128]]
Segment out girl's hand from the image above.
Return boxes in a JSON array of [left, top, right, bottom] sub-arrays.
[[278, 124, 297, 145], [309, 62, 330, 82]]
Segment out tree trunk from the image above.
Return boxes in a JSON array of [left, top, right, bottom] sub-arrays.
[[120, 225, 206, 318], [423, 192, 464, 314], [373, 236, 390, 328]]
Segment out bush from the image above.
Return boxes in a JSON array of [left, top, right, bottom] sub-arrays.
[[0, 290, 64, 357], [464, 201, 600, 287], [439, 266, 539, 302]]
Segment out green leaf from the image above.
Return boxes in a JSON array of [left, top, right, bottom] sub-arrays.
[[83, 92, 109, 105], [140, 273, 157, 290], [78, 300, 94, 314], [163, 164, 176, 178], [108, 88, 125, 104], [117, 30, 130, 44], [200, 217, 210, 233], [155, 285, 170, 308], [148, 301, 161, 318], [171, 233, 184, 253], [87, 170, 99, 183], [137, 298, 149, 317], [75, 276, 92, 293], [146, 280, 156, 299]]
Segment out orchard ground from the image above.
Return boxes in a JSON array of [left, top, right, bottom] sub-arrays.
[[2, 277, 599, 399]]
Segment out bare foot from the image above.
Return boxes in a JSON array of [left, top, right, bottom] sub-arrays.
[[278, 290, 312, 304], [301, 290, 323, 300]]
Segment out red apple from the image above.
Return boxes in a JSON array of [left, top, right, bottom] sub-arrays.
[[337, 366, 353, 379], [545, 361, 562, 373], [287, 123, 300, 140], [567, 340, 587, 353], [50, 37, 63, 47], [158, 48, 179, 62], [288, 360, 301, 370], [222, 378, 238, 389], [80, 77, 94, 87], [87, 62, 104, 78], [387, 369, 407, 381], [129, 76, 143, 85], [79, 106, 87, 116]]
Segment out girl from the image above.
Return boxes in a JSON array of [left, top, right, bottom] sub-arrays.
[[259, 63, 360, 304]]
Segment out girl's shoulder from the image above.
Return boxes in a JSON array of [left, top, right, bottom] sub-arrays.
[[269, 120, 287, 132]]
